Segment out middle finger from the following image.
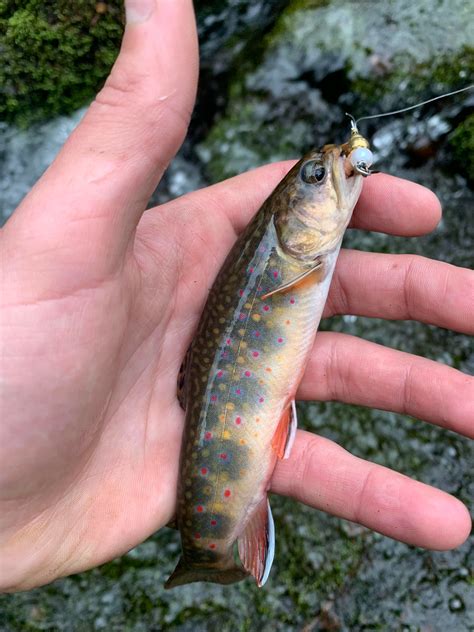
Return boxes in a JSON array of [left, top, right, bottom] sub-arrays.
[[325, 249, 474, 334]]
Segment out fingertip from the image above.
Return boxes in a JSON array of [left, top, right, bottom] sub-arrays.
[[407, 181, 442, 234], [354, 173, 442, 236], [125, 0, 156, 25], [431, 497, 472, 550], [407, 485, 472, 551]]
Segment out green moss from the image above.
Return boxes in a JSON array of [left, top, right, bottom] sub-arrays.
[[450, 114, 474, 182], [352, 46, 474, 106], [201, 100, 310, 181], [0, 0, 123, 127], [266, 0, 329, 45]]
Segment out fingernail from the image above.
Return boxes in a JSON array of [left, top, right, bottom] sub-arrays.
[[125, 0, 155, 24]]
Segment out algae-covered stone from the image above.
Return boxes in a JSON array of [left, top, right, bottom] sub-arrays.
[[450, 113, 474, 182]]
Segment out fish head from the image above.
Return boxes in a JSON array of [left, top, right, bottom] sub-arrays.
[[274, 144, 363, 261]]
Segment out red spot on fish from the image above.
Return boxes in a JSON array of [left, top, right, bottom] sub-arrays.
[[278, 337, 284, 343], [217, 370, 223, 378], [249, 267, 254, 273], [263, 305, 270, 312], [265, 367, 272, 372], [210, 519, 217, 526], [235, 416, 242, 425], [254, 330, 261, 338], [224, 489, 231, 498], [239, 289, 244, 297], [252, 351, 259, 357], [226, 338, 231, 345], [209, 543, 216, 549], [219, 453, 228, 460], [205, 432, 212, 440], [273, 270, 279, 278], [201, 467, 208, 475], [239, 312, 246, 321], [290, 297, 295, 304], [244, 370, 251, 377], [235, 388, 241, 395], [259, 397, 264, 403], [210, 394, 217, 402], [195, 533, 201, 539], [196, 505, 204, 513]]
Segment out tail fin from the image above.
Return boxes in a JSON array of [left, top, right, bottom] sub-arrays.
[[164, 556, 249, 589]]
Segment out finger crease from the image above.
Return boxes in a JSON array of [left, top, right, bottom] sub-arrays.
[[402, 257, 417, 321], [353, 464, 377, 525]]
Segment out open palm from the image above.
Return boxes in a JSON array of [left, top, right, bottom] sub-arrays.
[[1, 1, 472, 592]]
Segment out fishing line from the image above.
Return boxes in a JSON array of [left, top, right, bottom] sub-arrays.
[[344, 84, 473, 176], [348, 84, 474, 127]]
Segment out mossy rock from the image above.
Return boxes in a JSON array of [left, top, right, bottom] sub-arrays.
[[0, 1, 124, 127], [450, 114, 474, 182]]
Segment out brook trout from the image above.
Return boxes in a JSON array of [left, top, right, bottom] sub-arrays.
[[166, 142, 364, 588]]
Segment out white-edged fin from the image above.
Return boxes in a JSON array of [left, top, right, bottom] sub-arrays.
[[283, 400, 298, 459], [238, 498, 275, 587], [272, 401, 298, 460], [260, 500, 275, 586]]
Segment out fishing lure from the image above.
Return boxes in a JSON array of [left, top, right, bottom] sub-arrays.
[[166, 85, 473, 589]]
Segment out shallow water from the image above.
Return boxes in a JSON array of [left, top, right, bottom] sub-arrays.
[[0, 0, 473, 629]]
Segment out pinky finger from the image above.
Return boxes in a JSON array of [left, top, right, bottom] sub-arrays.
[[271, 430, 471, 550]]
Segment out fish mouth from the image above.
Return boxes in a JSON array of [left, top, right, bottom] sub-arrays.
[[324, 145, 363, 212]]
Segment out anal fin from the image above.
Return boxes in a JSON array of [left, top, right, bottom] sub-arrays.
[[271, 400, 298, 460], [238, 498, 275, 587]]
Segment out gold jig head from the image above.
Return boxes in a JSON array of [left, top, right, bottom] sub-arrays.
[[342, 114, 374, 177]]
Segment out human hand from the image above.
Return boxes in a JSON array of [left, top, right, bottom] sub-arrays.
[[0, 0, 471, 592]]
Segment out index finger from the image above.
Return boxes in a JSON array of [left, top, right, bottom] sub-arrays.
[[351, 172, 442, 235], [173, 164, 442, 238]]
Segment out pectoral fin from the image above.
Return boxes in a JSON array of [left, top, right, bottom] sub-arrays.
[[271, 400, 298, 459], [238, 497, 275, 587], [261, 261, 322, 300]]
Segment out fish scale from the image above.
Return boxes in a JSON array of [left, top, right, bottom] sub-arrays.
[[166, 144, 364, 588]]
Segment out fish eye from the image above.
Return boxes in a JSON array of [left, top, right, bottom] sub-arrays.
[[300, 161, 327, 184]]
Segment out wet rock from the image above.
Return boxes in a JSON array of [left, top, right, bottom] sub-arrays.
[[199, 0, 474, 182], [0, 109, 86, 222]]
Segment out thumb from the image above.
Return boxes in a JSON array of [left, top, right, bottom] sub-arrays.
[[6, 0, 198, 285]]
